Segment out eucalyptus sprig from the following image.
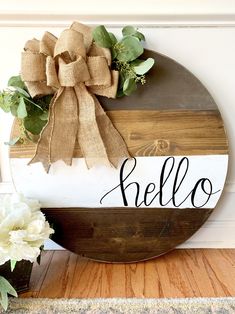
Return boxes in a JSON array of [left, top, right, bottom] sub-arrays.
[[92, 25, 155, 97], [0, 276, 17, 311], [0, 76, 51, 143]]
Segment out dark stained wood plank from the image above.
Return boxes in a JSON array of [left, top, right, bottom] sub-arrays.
[[10, 50, 228, 264], [99, 50, 218, 111], [41, 208, 212, 263]]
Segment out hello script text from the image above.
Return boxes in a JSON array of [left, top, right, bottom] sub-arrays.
[[100, 157, 220, 208]]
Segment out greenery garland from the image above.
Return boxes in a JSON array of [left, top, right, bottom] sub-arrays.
[[0, 25, 154, 144]]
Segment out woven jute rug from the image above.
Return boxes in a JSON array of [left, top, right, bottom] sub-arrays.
[[1, 297, 235, 313]]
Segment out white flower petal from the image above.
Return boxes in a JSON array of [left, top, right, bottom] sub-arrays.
[[0, 193, 54, 264]]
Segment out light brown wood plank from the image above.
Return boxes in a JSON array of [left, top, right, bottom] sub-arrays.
[[36, 251, 77, 298], [20, 249, 235, 299], [20, 250, 53, 298], [151, 251, 195, 298], [203, 250, 235, 296], [10, 110, 228, 158]]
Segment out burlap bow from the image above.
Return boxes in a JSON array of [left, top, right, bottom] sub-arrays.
[[21, 22, 130, 172]]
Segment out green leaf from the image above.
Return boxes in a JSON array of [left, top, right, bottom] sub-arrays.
[[24, 115, 47, 135], [24, 98, 43, 111], [0, 276, 18, 311], [122, 26, 136, 37], [122, 26, 145, 41], [116, 89, 125, 98], [117, 36, 144, 62], [109, 32, 117, 45], [17, 97, 27, 118], [8, 75, 25, 90], [10, 102, 19, 117], [39, 111, 48, 121], [24, 129, 34, 141], [133, 31, 145, 41], [10, 260, 17, 272], [133, 58, 155, 75], [0, 93, 11, 112], [14, 87, 30, 98], [4, 137, 20, 146], [111, 47, 117, 59], [92, 25, 113, 48], [123, 78, 137, 96]]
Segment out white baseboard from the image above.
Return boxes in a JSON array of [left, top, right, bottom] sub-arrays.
[[1, 1, 235, 28]]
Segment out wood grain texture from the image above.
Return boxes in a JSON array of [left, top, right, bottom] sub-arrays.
[[42, 207, 212, 262], [9, 49, 229, 263], [9, 50, 228, 159], [99, 50, 218, 111], [20, 249, 235, 298], [10, 110, 228, 158]]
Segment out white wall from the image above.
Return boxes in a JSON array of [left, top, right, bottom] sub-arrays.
[[0, 0, 235, 248]]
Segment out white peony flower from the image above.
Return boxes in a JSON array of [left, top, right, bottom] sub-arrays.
[[0, 193, 54, 265]]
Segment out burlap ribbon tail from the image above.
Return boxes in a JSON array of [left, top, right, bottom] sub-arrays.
[[21, 22, 130, 172]]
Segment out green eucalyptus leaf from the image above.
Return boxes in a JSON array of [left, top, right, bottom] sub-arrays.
[[116, 89, 125, 98], [122, 25, 136, 36], [117, 36, 143, 62], [8, 75, 25, 90], [24, 129, 34, 141], [10, 102, 18, 117], [4, 137, 20, 146], [123, 78, 137, 96], [92, 25, 112, 48], [14, 87, 30, 98], [122, 26, 145, 41], [17, 97, 27, 118], [24, 115, 47, 135], [10, 260, 17, 272], [133, 58, 155, 75], [130, 59, 142, 67], [109, 32, 117, 45], [0, 93, 11, 112], [119, 71, 127, 89], [133, 31, 145, 41], [111, 47, 117, 59], [0, 276, 18, 311], [24, 98, 43, 111], [40, 111, 48, 121]]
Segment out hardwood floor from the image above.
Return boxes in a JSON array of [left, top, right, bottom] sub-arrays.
[[20, 249, 235, 298]]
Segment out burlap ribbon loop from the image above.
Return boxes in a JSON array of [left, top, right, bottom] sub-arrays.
[[21, 22, 130, 172]]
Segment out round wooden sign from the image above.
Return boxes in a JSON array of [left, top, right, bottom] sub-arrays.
[[10, 50, 228, 262]]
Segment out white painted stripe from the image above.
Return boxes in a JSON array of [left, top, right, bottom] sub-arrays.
[[10, 155, 228, 209], [0, 181, 234, 194]]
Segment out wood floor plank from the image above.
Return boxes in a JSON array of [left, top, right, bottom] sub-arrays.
[[20, 250, 54, 298], [37, 251, 77, 298], [178, 250, 217, 297], [20, 249, 235, 299], [69, 259, 121, 298], [125, 262, 146, 297], [143, 260, 162, 298], [203, 249, 235, 296], [152, 250, 195, 298]]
